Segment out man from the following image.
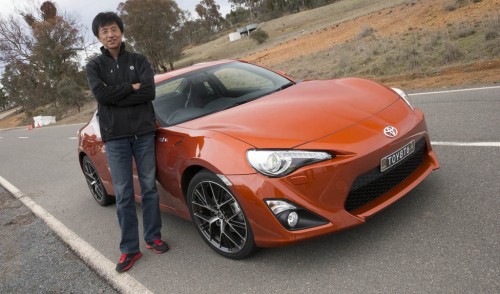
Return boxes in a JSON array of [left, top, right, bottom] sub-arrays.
[[86, 12, 169, 273]]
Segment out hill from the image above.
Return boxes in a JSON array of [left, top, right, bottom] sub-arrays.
[[178, 0, 499, 89], [1, 0, 499, 128]]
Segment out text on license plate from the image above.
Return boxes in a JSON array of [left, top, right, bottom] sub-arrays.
[[380, 140, 416, 172]]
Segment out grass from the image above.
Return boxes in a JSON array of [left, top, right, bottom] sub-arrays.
[[270, 14, 500, 81]]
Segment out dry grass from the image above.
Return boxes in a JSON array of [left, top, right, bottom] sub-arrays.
[[174, 0, 410, 68]]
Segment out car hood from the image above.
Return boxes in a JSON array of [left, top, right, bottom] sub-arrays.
[[179, 78, 400, 148]]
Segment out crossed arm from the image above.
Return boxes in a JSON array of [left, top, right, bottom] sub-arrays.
[[86, 55, 155, 107]]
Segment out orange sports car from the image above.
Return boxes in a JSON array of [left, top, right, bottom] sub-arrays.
[[78, 60, 439, 259]]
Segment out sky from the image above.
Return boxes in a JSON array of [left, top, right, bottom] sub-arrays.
[[0, 0, 232, 39], [0, 0, 232, 78]]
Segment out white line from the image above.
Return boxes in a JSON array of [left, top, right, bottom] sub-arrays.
[[68, 137, 77, 140], [431, 141, 500, 147], [0, 176, 153, 294], [18, 137, 29, 139], [411, 85, 500, 96]]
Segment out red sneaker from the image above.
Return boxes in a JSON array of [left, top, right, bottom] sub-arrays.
[[115, 252, 142, 273], [146, 239, 170, 254]]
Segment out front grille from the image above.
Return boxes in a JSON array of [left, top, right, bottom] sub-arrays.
[[345, 138, 426, 212]]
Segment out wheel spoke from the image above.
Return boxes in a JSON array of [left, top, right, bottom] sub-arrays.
[[227, 218, 246, 230], [226, 225, 245, 242], [207, 182, 220, 207], [94, 185, 104, 200], [194, 187, 209, 207], [193, 212, 213, 223], [192, 201, 218, 214], [221, 229, 242, 250], [219, 197, 233, 207]]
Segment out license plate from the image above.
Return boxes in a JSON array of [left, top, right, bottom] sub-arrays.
[[380, 140, 415, 172]]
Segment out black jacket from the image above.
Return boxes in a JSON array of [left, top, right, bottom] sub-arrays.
[[86, 43, 156, 142]]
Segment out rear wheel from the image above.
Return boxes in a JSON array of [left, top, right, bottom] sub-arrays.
[[187, 170, 256, 259], [82, 155, 114, 206]]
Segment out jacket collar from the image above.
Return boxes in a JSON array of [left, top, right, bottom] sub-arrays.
[[100, 42, 126, 58]]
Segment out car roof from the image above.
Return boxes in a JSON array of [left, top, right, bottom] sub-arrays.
[[154, 59, 239, 84]]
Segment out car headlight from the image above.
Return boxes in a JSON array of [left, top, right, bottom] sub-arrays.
[[392, 88, 414, 110], [247, 150, 332, 177]]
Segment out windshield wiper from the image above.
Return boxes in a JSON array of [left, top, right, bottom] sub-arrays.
[[230, 97, 260, 108], [217, 83, 295, 111], [275, 82, 294, 92]]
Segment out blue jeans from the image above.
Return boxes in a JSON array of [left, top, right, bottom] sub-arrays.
[[105, 132, 162, 254]]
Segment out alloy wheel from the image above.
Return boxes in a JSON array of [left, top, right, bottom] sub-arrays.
[[188, 172, 255, 258], [82, 156, 113, 206]]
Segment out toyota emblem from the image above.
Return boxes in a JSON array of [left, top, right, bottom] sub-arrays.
[[384, 126, 398, 138]]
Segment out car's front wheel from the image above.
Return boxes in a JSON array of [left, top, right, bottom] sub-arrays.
[[187, 170, 256, 259], [82, 155, 114, 206]]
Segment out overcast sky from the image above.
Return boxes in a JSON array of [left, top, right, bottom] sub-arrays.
[[0, 0, 232, 75], [0, 0, 232, 34]]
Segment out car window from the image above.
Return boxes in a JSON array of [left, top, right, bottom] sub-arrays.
[[153, 61, 293, 127], [156, 78, 185, 97], [213, 68, 274, 90]]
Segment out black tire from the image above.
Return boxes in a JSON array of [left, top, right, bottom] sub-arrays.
[[187, 170, 256, 259], [82, 155, 114, 206]]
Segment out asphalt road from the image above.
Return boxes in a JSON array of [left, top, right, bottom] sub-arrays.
[[0, 186, 117, 293], [0, 86, 499, 293]]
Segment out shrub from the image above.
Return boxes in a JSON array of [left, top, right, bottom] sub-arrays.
[[441, 42, 464, 63], [357, 26, 374, 39], [485, 30, 498, 40], [455, 23, 477, 38], [444, 0, 469, 11], [483, 16, 500, 40], [250, 29, 269, 44]]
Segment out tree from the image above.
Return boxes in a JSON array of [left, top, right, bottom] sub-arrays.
[[195, 0, 225, 32], [0, 87, 8, 111], [1, 61, 42, 121], [0, 1, 87, 121], [28, 5, 83, 107], [118, 0, 184, 72], [228, 0, 261, 19], [57, 76, 86, 113], [0, 15, 33, 66], [226, 6, 251, 26]]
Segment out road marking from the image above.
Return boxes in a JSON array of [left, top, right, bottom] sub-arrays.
[[18, 137, 29, 139], [411, 85, 500, 96], [431, 141, 500, 147], [0, 176, 153, 294], [68, 137, 77, 140]]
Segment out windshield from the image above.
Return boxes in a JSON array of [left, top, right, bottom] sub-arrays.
[[152, 61, 293, 126]]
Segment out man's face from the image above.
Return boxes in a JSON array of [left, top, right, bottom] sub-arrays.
[[97, 23, 122, 50]]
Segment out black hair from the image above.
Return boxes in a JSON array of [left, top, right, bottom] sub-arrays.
[[91, 12, 124, 37]]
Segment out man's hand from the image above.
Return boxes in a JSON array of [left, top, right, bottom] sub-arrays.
[[132, 83, 141, 90]]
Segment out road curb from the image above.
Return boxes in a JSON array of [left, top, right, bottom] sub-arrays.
[[0, 176, 152, 294]]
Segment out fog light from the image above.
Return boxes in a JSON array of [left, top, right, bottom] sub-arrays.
[[266, 199, 329, 230], [287, 211, 299, 228], [266, 200, 296, 215]]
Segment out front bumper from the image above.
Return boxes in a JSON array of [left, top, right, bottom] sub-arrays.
[[225, 107, 439, 248]]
